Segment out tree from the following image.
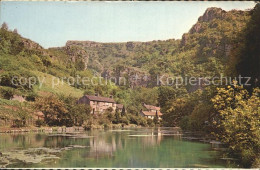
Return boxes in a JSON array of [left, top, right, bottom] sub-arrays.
[[13, 106, 31, 128], [153, 110, 159, 125], [121, 106, 126, 117], [1, 22, 8, 30], [60, 95, 91, 126], [228, 4, 260, 90], [68, 104, 91, 126], [114, 110, 121, 124], [211, 83, 260, 167], [34, 95, 68, 126], [162, 90, 201, 127], [158, 86, 176, 108]]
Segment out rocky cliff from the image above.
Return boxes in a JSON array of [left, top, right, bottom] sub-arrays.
[[49, 7, 250, 88]]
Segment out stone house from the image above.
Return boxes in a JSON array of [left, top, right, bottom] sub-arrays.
[[78, 95, 116, 114], [140, 103, 162, 119]]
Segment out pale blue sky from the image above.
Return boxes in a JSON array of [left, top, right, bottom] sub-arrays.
[[0, 1, 256, 48]]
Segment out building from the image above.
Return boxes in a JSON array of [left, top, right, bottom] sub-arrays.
[[140, 103, 163, 119], [78, 95, 116, 114]]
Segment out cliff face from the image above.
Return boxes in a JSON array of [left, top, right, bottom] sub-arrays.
[[198, 7, 226, 22], [49, 7, 250, 88], [66, 40, 102, 48], [22, 39, 43, 51], [180, 7, 250, 58], [65, 43, 89, 70]]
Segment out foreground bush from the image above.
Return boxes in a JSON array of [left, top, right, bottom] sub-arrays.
[[212, 84, 260, 167]]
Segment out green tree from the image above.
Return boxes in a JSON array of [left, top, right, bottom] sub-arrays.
[[121, 106, 126, 117], [228, 4, 260, 90], [211, 84, 260, 167], [153, 110, 159, 125], [34, 95, 68, 126]]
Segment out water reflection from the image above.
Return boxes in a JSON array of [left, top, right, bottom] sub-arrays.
[[0, 128, 235, 168]]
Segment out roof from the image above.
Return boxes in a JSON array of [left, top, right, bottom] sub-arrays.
[[116, 104, 124, 109], [85, 95, 115, 103], [141, 111, 162, 116], [143, 104, 160, 111]]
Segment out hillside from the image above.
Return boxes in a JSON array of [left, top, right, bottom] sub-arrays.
[[49, 7, 250, 88], [0, 6, 253, 125], [0, 4, 259, 168]]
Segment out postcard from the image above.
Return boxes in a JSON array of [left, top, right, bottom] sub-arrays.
[[0, 1, 259, 169]]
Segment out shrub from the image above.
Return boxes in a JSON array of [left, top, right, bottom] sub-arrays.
[[211, 85, 260, 167], [34, 95, 68, 126], [12, 107, 30, 128], [120, 116, 129, 125], [26, 91, 38, 101], [147, 118, 154, 127], [35, 119, 45, 127], [179, 116, 190, 130], [0, 86, 16, 99]]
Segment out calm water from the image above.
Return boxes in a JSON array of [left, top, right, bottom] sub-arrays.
[[0, 128, 236, 168]]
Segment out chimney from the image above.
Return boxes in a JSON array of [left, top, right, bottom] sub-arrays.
[[109, 95, 113, 98], [95, 93, 99, 96]]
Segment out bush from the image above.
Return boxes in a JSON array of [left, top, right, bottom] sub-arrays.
[[212, 85, 260, 167], [35, 119, 45, 127], [12, 107, 30, 128], [12, 119, 25, 128], [139, 117, 148, 127], [0, 69, 39, 91], [26, 91, 38, 101], [147, 118, 155, 127], [0, 86, 16, 99], [188, 103, 212, 131], [179, 116, 190, 130], [34, 95, 68, 126], [120, 116, 129, 125]]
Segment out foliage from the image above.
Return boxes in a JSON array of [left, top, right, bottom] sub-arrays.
[[228, 4, 260, 90], [35, 119, 45, 127], [162, 90, 202, 127], [0, 86, 17, 99], [34, 95, 68, 126], [60, 95, 92, 126], [12, 106, 31, 128], [0, 6, 259, 168], [211, 84, 260, 167]]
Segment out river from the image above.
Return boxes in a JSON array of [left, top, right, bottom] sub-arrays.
[[0, 127, 237, 168]]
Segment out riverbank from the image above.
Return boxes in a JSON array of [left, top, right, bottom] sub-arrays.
[[0, 124, 143, 133]]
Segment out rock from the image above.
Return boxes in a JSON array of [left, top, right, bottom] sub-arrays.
[[21, 39, 43, 50], [189, 23, 203, 34], [11, 95, 26, 102], [198, 7, 226, 22], [181, 33, 189, 46], [65, 43, 89, 70]]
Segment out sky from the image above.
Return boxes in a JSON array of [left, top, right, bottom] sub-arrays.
[[0, 1, 256, 48]]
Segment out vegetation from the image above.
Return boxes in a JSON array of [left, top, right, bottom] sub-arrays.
[[0, 4, 259, 167], [211, 83, 260, 167]]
